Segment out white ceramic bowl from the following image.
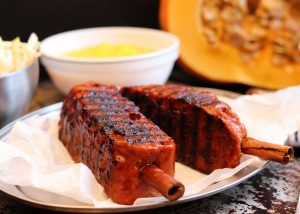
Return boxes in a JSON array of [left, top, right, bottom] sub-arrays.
[[40, 27, 180, 94]]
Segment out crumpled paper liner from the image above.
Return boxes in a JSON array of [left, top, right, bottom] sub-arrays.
[[0, 85, 299, 207], [226, 86, 300, 144]]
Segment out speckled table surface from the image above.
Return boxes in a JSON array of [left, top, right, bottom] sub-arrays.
[[0, 82, 299, 214]]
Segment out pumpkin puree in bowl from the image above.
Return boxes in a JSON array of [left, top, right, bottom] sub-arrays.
[[65, 43, 152, 58]]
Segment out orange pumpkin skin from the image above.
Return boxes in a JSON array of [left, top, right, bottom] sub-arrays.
[[159, 0, 300, 89]]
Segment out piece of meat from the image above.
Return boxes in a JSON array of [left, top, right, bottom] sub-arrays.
[[59, 82, 178, 205], [121, 84, 247, 174]]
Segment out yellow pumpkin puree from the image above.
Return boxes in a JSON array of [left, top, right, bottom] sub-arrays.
[[65, 43, 151, 58]]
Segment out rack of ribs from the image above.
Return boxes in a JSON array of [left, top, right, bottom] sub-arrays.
[[121, 84, 294, 174], [59, 82, 184, 205]]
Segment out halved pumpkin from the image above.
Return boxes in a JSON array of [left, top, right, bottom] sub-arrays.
[[160, 0, 300, 89]]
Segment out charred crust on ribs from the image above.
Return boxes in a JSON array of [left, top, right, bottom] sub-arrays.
[[59, 82, 176, 204], [121, 84, 247, 174]]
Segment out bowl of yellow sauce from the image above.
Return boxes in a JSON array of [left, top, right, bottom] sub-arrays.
[[65, 43, 151, 58], [40, 27, 179, 94]]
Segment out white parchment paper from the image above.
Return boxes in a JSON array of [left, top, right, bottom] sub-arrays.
[[0, 85, 299, 207]]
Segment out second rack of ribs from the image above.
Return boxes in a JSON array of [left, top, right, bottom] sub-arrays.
[[121, 84, 247, 174]]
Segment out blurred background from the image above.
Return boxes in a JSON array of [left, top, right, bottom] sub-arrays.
[[0, 0, 249, 92], [0, 0, 159, 40]]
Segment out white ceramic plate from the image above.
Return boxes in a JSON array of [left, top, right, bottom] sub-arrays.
[[0, 89, 269, 213]]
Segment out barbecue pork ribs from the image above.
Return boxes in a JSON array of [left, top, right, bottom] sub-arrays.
[[121, 84, 247, 174], [59, 82, 178, 205]]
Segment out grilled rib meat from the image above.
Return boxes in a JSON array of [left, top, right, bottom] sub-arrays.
[[121, 84, 247, 174], [59, 82, 176, 205]]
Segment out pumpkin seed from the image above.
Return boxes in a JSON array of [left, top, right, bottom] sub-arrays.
[[200, 0, 300, 65]]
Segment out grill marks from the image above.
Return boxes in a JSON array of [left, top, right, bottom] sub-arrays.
[[69, 84, 169, 145], [122, 85, 211, 168], [121, 84, 244, 174]]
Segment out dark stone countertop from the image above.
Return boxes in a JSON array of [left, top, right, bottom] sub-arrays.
[[0, 82, 299, 214]]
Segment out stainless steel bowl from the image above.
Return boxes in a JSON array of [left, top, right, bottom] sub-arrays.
[[0, 60, 39, 127]]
